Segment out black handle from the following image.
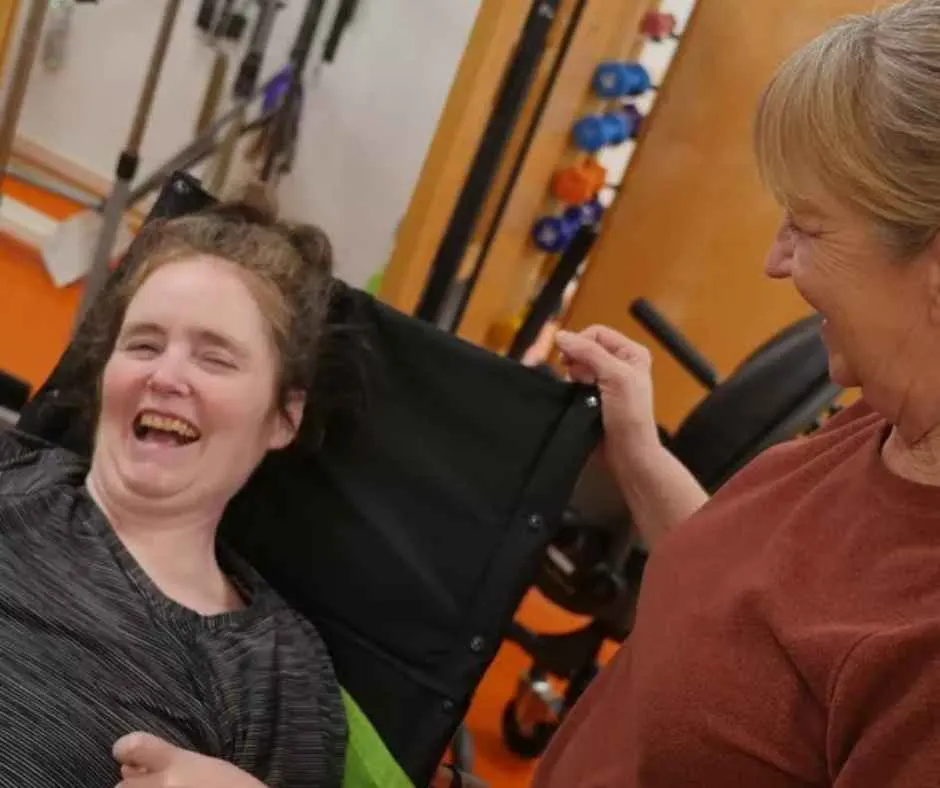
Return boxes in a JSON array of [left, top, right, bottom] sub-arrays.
[[509, 225, 598, 360], [291, 0, 329, 71], [629, 298, 718, 390], [323, 0, 359, 63]]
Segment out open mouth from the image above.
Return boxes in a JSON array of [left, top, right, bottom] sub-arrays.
[[132, 410, 201, 447]]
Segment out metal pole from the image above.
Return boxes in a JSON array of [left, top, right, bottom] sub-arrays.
[[74, 0, 183, 330], [0, 0, 49, 209]]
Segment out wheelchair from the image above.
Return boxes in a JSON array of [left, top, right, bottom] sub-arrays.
[[10, 171, 601, 787], [501, 297, 844, 758]]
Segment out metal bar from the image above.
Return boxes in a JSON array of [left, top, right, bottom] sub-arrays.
[[0, 0, 49, 207], [414, 0, 562, 325], [75, 0, 184, 329]]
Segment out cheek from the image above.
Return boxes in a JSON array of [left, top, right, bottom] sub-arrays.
[[200, 375, 279, 440], [99, 358, 145, 420]]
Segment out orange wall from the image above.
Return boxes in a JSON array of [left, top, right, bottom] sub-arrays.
[[0, 181, 84, 390], [562, 0, 879, 430]]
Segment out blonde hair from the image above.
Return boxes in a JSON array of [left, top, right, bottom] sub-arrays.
[[754, 0, 940, 257]]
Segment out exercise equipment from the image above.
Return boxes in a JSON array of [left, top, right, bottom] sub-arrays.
[[0, 0, 50, 207], [41, 0, 73, 72], [414, 0, 569, 327], [194, 0, 242, 136], [17, 170, 602, 788], [531, 214, 581, 254], [206, 0, 281, 195], [551, 160, 607, 204], [501, 300, 843, 757], [71, 0, 183, 328], [510, 225, 598, 361], [195, 0, 249, 40], [531, 200, 604, 253], [571, 109, 636, 153], [591, 61, 651, 99], [640, 10, 678, 41]]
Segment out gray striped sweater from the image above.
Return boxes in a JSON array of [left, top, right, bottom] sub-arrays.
[[0, 430, 347, 786]]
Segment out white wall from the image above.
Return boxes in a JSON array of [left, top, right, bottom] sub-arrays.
[[2, 0, 480, 287]]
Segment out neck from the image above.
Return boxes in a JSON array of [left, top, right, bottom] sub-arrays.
[[85, 461, 241, 615], [878, 381, 940, 486]]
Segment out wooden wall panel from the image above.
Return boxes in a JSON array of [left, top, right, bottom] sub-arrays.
[[561, 0, 880, 430], [376, 0, 531, 313], [0, 0, 19, 80], [456, 0, 654, 346]]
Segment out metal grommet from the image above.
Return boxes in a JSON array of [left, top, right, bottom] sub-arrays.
[[469, 635, 486, 653], [585, 394, 600, 408], [527, 513, 544, 532]]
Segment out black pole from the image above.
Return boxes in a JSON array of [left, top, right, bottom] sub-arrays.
[[508, 225, 597, 360], [414, 0, 562, 324], [443, 0, 588, 333]]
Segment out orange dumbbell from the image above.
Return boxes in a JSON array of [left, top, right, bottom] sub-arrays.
[[551, 160, 607, 204]]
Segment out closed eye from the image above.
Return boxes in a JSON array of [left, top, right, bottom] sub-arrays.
[[200, 353, 237, 370], [122, 341, 161, 357]]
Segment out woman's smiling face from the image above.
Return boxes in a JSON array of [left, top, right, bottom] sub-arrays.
[[94, 255, 302, 509]]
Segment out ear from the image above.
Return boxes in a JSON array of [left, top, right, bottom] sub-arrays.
[[268, 390, 306, 450]]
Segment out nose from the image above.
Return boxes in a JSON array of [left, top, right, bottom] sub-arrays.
[[764, 223, 795, 279], [146, 354, 191, 396]]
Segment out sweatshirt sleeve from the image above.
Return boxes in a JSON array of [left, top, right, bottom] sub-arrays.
[[828, 623, 940, 787]]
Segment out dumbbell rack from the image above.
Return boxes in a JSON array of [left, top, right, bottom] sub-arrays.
[[484, 1, 685, 358], [385, 0, 691, 356]]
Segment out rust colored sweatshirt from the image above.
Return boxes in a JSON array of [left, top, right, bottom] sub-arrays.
[[532, 400, 940, 787]]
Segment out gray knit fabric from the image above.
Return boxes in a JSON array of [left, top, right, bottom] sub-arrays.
[[0, 431, 347, 787]]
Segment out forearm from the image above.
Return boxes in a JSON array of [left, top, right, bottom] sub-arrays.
[[609, 443, 709, 549]]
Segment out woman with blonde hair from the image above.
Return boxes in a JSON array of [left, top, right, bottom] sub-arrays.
[[532, 1, 940, 785]]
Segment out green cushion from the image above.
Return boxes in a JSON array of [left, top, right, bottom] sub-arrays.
[[341, 689, 416, 788]]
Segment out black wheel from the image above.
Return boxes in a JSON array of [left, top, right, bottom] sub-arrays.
[[501, 699, 557, 759]]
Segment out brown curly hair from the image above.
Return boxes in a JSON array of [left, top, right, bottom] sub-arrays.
[[65, 201, 365, 450]]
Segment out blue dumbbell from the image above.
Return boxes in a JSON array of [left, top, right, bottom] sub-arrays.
[[563, 200, 605, 229], [592, 62, 652, 99], [572, 112, 631, 153], [532, 214, 582, 253], [580, 198, 605, 225], [620, 103, 644, 137]]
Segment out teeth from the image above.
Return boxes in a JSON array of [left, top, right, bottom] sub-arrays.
[[138, 412, 199, 440]]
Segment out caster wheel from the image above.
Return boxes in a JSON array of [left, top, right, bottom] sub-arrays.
[[501, 699, 557, 759]]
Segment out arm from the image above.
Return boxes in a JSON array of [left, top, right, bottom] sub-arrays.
[[828, 625, 940, 786], [555, 327, 708, 548], [607, 442, 708, 548]]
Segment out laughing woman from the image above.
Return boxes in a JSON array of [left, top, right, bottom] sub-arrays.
[[533, 1, 940, 786], [0, 206, 347, 786]]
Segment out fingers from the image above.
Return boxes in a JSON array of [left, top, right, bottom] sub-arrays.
[[573, 325, 650, 361], [113, 732, 177, 773], [555, 327, 649, 381]]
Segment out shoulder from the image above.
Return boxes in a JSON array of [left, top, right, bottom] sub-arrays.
[[828, 620, 940, 781], [0, 428, 87, 499]]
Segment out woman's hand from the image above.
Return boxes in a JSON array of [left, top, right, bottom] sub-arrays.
[[555, 326, 661, 463], [113, 733, 266, 787]]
